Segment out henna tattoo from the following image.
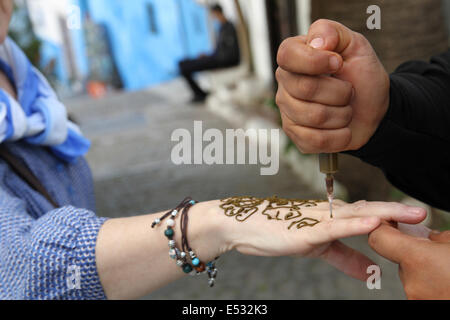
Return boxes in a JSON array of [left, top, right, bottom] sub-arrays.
[[220, 196, 324, 230], [220, 196, 264, 221]]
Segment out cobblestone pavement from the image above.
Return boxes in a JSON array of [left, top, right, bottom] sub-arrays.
[[65, 79, 405, 300]]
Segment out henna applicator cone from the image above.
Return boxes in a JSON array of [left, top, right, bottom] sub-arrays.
[[319, 153, 338, 218]]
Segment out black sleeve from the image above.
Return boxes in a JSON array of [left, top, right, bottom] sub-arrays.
[[346, 50, 450, 211]]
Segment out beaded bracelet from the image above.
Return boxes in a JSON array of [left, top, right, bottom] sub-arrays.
[[151, 197, 219, 287]]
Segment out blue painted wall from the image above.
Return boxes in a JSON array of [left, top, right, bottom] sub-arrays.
[[86, 0, 212, 90], [39, 40, 69, 85], [70, 0, 89, 79], [37, 0, 212, 91], [38, 0, 89, 86], [177, 0, 213, 58]]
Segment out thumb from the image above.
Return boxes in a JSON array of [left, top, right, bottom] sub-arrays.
[[429, 230, 450, 243], [369, 223, 418, 263], [307, 19, 363, 57]]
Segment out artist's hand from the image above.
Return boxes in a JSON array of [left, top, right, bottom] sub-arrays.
[[275, 19, 390, 153], [369, 224, 450, 299], [213, 198, 426, 281]]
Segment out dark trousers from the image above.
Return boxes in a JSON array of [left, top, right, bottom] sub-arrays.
[[179, 56, 229, 98]]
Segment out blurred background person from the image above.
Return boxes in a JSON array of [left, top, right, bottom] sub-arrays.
[[179, 4, 240, 103]]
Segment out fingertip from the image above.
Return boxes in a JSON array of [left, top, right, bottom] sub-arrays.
[[309, 37, 324, 49], [399, 206, 427, 224], [308, 19, 338, 49], [407, 206, 427, 218]]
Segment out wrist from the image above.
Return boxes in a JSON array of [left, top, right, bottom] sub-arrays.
[[184, 200, 232, 262], [347, 72, 390, 153]]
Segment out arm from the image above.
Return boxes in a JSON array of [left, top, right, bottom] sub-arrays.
[[0, 201, 108, 299], [275, 19, 450, 211], [0, 188, 425, 299], [95, 197, 427, 299], [347, 51, 450, 211]]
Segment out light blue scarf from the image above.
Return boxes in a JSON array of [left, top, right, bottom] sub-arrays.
[[0, 37, 90, 163]]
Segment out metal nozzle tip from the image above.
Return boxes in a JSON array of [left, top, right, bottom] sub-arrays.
[[325, 174, 334, 218], [329, 200, 333, 218], [325, 174, 334, 195]]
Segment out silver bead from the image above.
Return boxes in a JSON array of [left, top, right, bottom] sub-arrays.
[[168, 240, 175, 248], [189, 251, 196, 259], [208, 278, 215, 287], [180, 251, 186, 259], [154, 218, 161, 225], [176, 260, 183, 267], [171, 210, 178, 217], [189, 270, 197, 276], [166, 219, 175, 227], [169, 249, 177, 259]]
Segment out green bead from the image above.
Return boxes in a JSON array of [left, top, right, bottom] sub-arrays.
[[182, 263, 193, 273], [164, 228, 174, 238]]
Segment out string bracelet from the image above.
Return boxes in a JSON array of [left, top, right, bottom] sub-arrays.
[[152, 197, 219, 287]]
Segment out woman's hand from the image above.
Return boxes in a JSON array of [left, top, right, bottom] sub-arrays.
[[96, 197, 426, 299], [208, 197, 427, 280]]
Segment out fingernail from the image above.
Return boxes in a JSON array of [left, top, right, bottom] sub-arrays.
[[407, 207, 426, 216], [430, 229, 441, 235], [309, 37, 324, 49], [362, 217, 379, 225], [329, 56, 341, 72]]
